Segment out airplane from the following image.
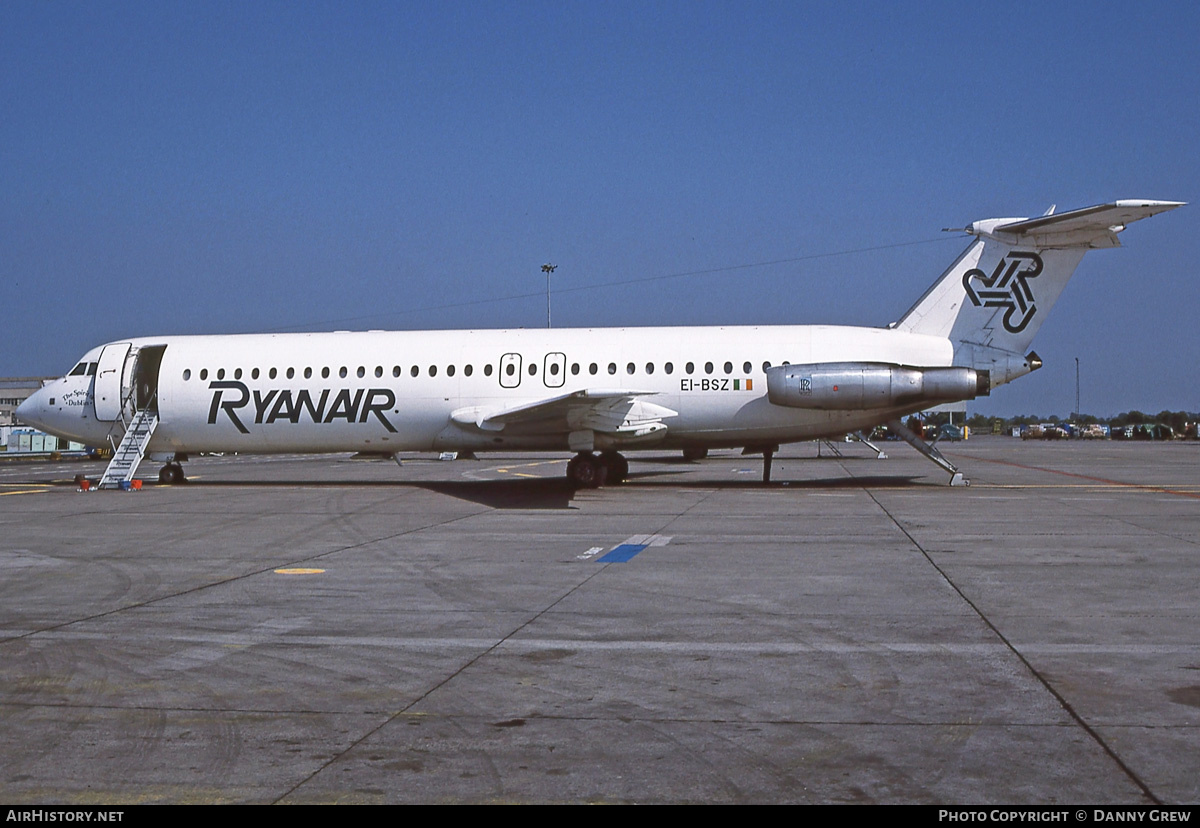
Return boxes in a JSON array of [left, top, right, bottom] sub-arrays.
[[16, 199, 1183, 489]]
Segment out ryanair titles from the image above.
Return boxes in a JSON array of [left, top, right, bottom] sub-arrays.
[[207, 381, 397, 434]]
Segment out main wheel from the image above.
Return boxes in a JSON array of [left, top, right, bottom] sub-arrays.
[[567, 453, 607, 489], [158, 463, 186, 484], [598, 451, 628, 484], [682, 447, 708, 462]]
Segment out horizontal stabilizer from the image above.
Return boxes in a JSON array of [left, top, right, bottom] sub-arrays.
[[969, 199, 1185, 249], [996, 199, 1183, 235]]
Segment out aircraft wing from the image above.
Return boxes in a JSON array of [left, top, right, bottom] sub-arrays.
[[451, 388, 678, 440]]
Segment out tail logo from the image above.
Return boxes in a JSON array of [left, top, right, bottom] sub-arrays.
[[962, 251, 1043, 333]]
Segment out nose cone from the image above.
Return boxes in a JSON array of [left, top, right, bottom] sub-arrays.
[[15, 387, 50, 432]]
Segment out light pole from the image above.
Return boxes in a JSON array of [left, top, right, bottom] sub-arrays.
[[541, 263, 556, 328], [1075, 357, 1080, 422]]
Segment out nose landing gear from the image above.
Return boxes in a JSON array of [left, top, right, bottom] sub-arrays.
[[158, 462, 186, 485]]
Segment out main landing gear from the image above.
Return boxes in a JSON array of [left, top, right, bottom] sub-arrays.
[[158, 462, 186, 485], [566, 451, 628, 488]]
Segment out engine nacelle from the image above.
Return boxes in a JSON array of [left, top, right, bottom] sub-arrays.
[[766, 362, 988, 411]]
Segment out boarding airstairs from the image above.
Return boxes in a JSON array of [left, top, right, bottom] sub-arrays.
[[97, 406, 159, 489]]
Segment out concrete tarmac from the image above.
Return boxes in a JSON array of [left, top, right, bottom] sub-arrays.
[[1, 437, 1197, 804]]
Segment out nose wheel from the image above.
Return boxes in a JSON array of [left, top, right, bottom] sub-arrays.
[[158, 462, 186, 485]]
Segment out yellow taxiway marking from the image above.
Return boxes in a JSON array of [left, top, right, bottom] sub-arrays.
[[0, 487, 50, 496], [495, 460, 567, 474], [274, 568, 326, 575]]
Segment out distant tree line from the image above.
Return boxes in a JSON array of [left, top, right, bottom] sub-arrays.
[[945, 410, 1199, 438], [963, 410, 1197, 429]]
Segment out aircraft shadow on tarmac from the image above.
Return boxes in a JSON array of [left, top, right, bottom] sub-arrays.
[[624, 472, 926, 489], [419, 474, 926, 508], [135, 469, 926, 509], [44, 458, 925, 510]]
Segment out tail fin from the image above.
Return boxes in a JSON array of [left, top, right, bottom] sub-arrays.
[[894, 199, 1183, 387]]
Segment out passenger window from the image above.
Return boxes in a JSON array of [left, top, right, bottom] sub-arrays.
[[484, 364, 493, 376], [626, 362, 635, 375], [183, 369, 191, 381], [357, 366, 365, 378], [645, 363, 654, 374], [608, 363, 617, 375], [704, 362, 713, 374], [270, 368, 278, 379], [429, 365, 437, 377], [447, 365, 456, 377], [571, 363, 579, 375], [505, 363, 515, 377], [743, 361, 752, 374], [392, 366, 401, 378], [339, 367, 347, 378], [529, 364, 537, 375], [375, 366, 383, 378], [550, 363, 559, 376], [464, 365, 473, 376], [322, 367, 330, 379], [665, 362, 674, 374], [234, 368, 243, 379], [304, 368, 312, 379], [411, 366, 419, 377], [685, 362, 694, 374], [589, 363, 598, 375], [762, 361, 771, 371], [252, 368, 260, 379], [287, 368, 295, 379], [217, 368, 226, 380], [201, 369, 209, 380], [723, 362, 732, 375]]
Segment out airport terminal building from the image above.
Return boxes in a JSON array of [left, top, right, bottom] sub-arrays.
[[0, 376, 83, 453]]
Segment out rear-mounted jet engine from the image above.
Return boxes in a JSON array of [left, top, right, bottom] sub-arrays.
[[765, 363, 989, 411]]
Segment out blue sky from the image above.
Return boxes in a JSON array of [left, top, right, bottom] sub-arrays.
[[3, 2, 1196, 417]]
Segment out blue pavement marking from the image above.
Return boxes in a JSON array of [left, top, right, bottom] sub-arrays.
[[597, 544, 647, 563]]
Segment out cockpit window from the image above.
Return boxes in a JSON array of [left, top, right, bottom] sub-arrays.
[[69, 363, 88, 376], [88, 363, 98, 375]]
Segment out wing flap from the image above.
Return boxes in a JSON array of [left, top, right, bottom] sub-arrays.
[[450, 388, 677, 437]]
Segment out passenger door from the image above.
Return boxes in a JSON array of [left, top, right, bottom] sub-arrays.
[[93, 343, 131, 421]]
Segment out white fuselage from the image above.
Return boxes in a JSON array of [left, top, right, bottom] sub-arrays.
[[20, 200, 1181, 476], [21, 324, 953, 455]]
